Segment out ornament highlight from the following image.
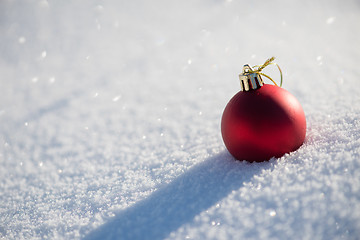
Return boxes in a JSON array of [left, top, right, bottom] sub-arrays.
[[221, 57, 306, 162]]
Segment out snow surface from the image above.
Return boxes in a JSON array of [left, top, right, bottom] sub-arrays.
[[1, 0, 360, 239]]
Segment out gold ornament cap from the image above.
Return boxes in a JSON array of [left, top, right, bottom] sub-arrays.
[[239, 64, 264, 91]]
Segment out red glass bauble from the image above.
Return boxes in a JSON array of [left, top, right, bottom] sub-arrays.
[[221, 84, 306, 162]]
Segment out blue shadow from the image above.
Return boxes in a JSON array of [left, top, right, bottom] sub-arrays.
[[84, 151, 271, 240]]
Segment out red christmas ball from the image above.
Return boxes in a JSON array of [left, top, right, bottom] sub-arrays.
[[221, 84, 306, 162]]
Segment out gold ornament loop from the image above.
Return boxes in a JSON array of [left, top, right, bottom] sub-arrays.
[[249, 57, 283, 87]]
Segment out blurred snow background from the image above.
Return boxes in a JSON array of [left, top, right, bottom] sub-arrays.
[[1, 0, 360, 239]]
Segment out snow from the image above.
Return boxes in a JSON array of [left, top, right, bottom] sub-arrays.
[[1, 0, 360, 239]]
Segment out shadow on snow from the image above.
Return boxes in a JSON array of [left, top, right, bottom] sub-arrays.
[[84, 151, 273, 240]]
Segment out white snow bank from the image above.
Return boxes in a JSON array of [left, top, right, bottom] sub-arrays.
[[1, 0, 360, 239]]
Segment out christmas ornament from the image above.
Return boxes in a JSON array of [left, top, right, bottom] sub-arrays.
[[221, 57, 306, 162]]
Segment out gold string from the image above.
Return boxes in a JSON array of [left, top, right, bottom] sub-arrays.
[[249, 56, 283, 87]]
